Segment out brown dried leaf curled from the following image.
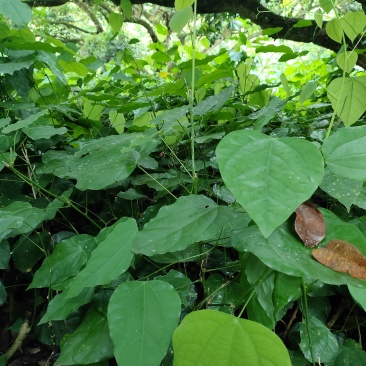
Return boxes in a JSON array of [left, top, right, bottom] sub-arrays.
[[295, 202, 326, 247], [312, 240, 366, 280]]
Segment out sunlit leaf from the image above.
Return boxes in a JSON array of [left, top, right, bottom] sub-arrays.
[[327, 77, 366, 126], [108, 12, 123, 33], [173, 310, 291, 366], [336, 51, 358, 73], [108, 280, 181, 366], [120, 0, 132, 19], [169, 6, 192, 32], [326, 18, 343, 43], [341, 11, 366, 43]]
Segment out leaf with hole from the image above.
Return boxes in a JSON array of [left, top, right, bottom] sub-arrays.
[[216, 130, 324, 237]]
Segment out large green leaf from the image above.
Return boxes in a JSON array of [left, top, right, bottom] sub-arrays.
[[132, 195, 235, 256], [322, 125, 366, 180], [216, 130, 324, 237], [0, 241, 10, 269], [108, 280, 181, 366], [169, 6, 192, 32], [172, 310, 291, 366], [193, 86, 234, 116], [0, 0, 32, 27], [231, 208, 366, 287], [327, 77, 366, 126], [341, 11, 366, 43], [55, 308, 113, 365], [65, 218, 137, 298], [37, 131, 159, 190]]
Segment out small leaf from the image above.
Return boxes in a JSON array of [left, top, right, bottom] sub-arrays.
[[314, 9, 323, 29], [299, 81, 317, 103], [169, 6, 192, 32], [326, 19, 343, 43], [336, 51, 358, 73], [120, 0, 132, 19], [341, 11, 366, 43], [108, 280, 181, 366], [174, 0, 194, 11], [280, 73, 291, 97], [312, 240, 366, 280], [327, 77, 366, 126], [108, 12, 124, 33], [172, 310, 291, 366], [295, 202, 326, 247], [319, 0, 334, 13]]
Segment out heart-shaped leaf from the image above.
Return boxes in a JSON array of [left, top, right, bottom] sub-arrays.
[[312, 240, 366, 280], [295, 202, 326, 247], [172, 310, 291, 366], [216, 130, 324, 237]]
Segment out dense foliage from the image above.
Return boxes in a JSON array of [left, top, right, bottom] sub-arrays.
[[1, 0, 366, 365]]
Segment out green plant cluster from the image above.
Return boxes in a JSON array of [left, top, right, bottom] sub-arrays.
[[1, 0, 366, 365]]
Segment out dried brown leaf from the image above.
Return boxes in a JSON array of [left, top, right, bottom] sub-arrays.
[[312, 240, 366, 280], [295, 202, 326, 247]]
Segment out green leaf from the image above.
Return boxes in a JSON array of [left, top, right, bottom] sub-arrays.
[[66, 218, 137, 298], [327, 77, 366, 126], [314, 9, 323, 29], [132, 195, 235, 256], [108, 12, 124, 33], [262, 27, 283, 35], [55, 308, 113, 365], [172, 310, 291, 366], [2, 110, 47, 134], [333, 341, 366, 365], [341, 11, 366, 43], [58, 60, 88, 77], [0, 214, 23, 241], [108, 280, 181, 366], [300, 316, 339, 363], [255, 45, 293, 53], [320, 0, 333, 13], [29, 236, 88, 289], [169, 6, 192, 33], [293, 19, 313, 28], [0, 58, 35, 75], [320, 168, 362, 211], [348, 285, 366, 312], [0, 0, 32, 27], [193, 86, 234, 116], [280, 73, 291, 97], [326, 18, 343, 43], [39, 288, 95, 324], [299, 80, 318, 103], [175, 0, 194, 11], [216, 130, 324, 238], [231, 209, 366, 287], [120, 0, 132, 19], [322, 126, 366, 180], [37, 131, 159, 190], [0, 281, 6, 306], [0, 241, 10, 269], [336, 51, 358, 73], [156, 270, 197, 307], [109, 110, 125, 134], [0, 202, 46, 237]]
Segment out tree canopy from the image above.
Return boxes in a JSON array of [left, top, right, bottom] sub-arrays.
[[24, 0, 366, 68]]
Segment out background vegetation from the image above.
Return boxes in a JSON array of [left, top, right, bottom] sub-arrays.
[[1, 0, 366, 365]]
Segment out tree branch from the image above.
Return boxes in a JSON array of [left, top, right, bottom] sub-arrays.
[[73, 0, 104, 33]]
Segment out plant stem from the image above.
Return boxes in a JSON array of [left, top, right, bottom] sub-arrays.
[[302, 279, 316, 366], [190, 0, 198, 194]]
